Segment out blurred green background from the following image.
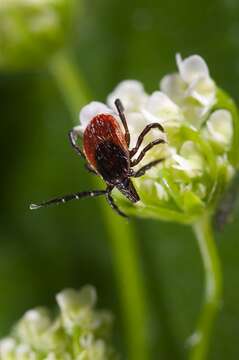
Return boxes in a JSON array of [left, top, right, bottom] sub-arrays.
[[1, 0, 239, 359]]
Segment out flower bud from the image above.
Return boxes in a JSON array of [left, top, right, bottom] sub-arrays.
[[0, 0, 75, 71], [0, 286, 118, 360], [77, 54, 239, 224]]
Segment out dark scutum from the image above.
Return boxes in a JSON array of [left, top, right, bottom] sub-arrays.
[[95, 141, 129, 183]]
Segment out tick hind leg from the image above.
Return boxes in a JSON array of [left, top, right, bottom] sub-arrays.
[[85, 163, 98, 175], [69, 129, 98, 175], [132, 159, 164, 178], [106, 187, 128, 218], [69, 129, 85, 158], [30, 190, 107, 210]]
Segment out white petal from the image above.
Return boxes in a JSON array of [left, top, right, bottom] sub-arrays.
[[176, 53, 209, 84], [206, 109, 233, 147], [155, 183, 169, 201], [160, 73, 186, 102], [180, 141, 204, 171], [79, 102, 113, 133], [16, 308, 51, 345], [80, 333, 94, 348], [56, 286, 97, 314], [124, 112, 148, 148], [0, 338, 16, 356], [16, 344, 32, 356], [142, 91, 183, 126], [187, 77, 216, 107], [107, 80, 148, 112], [172, 141, 203, 177], [196, 183, 207, 199]]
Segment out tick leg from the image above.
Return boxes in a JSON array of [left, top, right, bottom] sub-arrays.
[[132, 159, 164, 178], [69, 129, 85, 158], [30, 190, 107, 210], [131, 139, 165, 167], [85, 163, 98, 175], [130, 123, 165, 158], [114, 98, 130, 147], [106, 187, 128, 218]]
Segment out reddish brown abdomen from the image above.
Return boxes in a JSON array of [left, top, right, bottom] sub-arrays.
[[83, 114, 128, 168]]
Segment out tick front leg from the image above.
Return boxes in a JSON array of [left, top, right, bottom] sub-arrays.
[[114, 99, 130, 147], [130, 123, 165, 158], [131, 139, 165, 167], [68, 129, 85, 158], [132, 159, 164, 178], [106, 186, 128, 218]]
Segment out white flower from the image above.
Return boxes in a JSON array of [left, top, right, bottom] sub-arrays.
[[107, 80, 148, 112], [16, 308, 52, 348], [160, 54, 216, 123], [125, 112, 149, 148], [203, 109, 233, 149], [155, 183, 169, 201], [0, 287, 116, 360], [57, 286, 97, 312], [125, 112, 166, 158], [0, 337, 16, 358], [141, 91, 183, 127], [176, 54, 209, 83], [172, 141, 204, 178], [15, 344, 36, 360], [0, 0, 74, 71], [56, 286, 97, 334]]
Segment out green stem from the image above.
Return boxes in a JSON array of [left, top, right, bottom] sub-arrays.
[[189, 214, 222, 360], [49, 50, 150, 360], [49, 51, 90, 117]]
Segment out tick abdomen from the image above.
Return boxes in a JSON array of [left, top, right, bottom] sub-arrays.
[[95, 141, 129, 183], [83, 114, 128, 181]]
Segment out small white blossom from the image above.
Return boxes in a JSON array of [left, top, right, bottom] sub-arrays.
[[0, 0, 74, 70], [0, 286, 117, 360], [195, 183, 207, 199], [57, 286, 97, 313], [160, 54, 216, 124], [204, 109, 233, 149], [155, 183, 169, 201], [124, 112, 149, 149], [107, 80, 148, 112], [176, 54, 209, 84], [56, 286, 97, 334], [141, 91, 183, 127], [175, 141, 204, 178], [0, 337, 16, 357], [15, 308, 52, 351], [15, 344, 36, 360]]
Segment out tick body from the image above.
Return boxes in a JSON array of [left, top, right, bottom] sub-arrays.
[[30, 99, 166, 217], [83, 114, 139, 203]]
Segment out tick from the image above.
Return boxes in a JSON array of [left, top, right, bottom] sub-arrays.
[[30, 99, 166, 217]]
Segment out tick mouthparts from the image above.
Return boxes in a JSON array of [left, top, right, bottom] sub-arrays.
[[29, 203, 41, 210]]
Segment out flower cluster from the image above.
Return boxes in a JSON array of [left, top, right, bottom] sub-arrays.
[[0, 0, 75, 71], [77, 54, 239, 224], [0, 286, 118, 360]]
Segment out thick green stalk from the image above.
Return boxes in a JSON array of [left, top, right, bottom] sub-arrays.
[[49, 51, 150, 360], [189, 214, 222, 360]]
